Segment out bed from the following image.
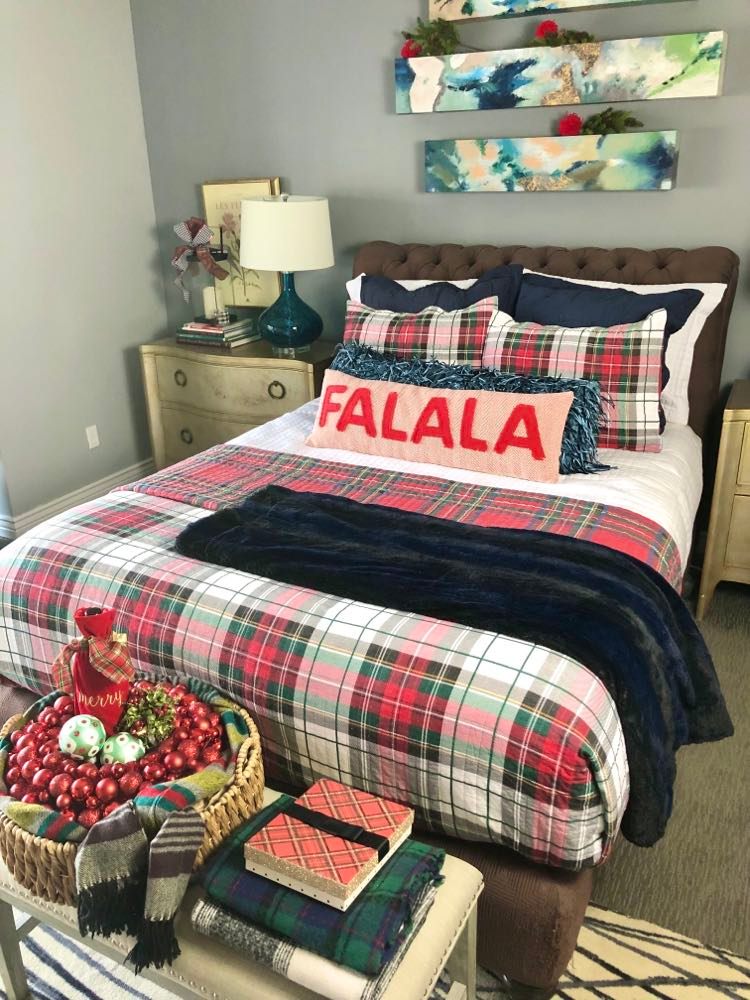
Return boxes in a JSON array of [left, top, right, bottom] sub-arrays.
[[0, 241, 740, 998]]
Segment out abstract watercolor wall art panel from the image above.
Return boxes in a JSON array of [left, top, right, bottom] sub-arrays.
[[430, 0, 686, 22], [425, 132, 680, 193], [396, 32, 725, 114]]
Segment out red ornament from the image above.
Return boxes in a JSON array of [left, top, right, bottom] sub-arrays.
[[168, 684, 188, 699], [49, 773, 73, 797], [112, 763, 126, 778], [20, 761, 40, 782], [60, 809, 77, 822], [63, 761, 78, 775], [21, 792, 39, 804], [201, 747, 221, 765], [55, 793, 73, 810], [172, 727, 189, 742], [177, 739, 199, 759], [42, 752, 62, 770], [95, 777, 119, 803], [70, 777, 93, 801], [76, 762, 98, 780], [5, 766, 20, 785], [54, 695, 74, 714], [143, 763, 165, 783], [163, 751, 186, 774], [535, 19, 559, 39], [16, 745, 38, 766], [9, 730, 22, 747], [189, 702, 209, 719], [118, 773, 142, 799], [15, 734, 35, 752], [85, 795, 99, 809], [78, 808, 101, 828], [558, 112, 584, 137], [102, 801, 121, 817], [9, 783, 27, 800], [37, 790, 51, 804], [31, 769, 54, 789], [400, 38, 423, 59]]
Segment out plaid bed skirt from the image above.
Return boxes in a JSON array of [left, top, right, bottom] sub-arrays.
[[0, 445, 646, 869]]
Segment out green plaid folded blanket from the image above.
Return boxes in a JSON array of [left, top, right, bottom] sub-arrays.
[[201, 795, 445, 976], [0, 676, 250, 972]]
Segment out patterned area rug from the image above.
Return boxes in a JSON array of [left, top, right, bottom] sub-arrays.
[[1, 905, 748, 999]]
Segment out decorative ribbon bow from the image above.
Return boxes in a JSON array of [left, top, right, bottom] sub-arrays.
[[52, 633, 134, 692], [171, 217, 229, 301]]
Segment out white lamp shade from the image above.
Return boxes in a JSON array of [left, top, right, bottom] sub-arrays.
[[239, 195, 334, 273]]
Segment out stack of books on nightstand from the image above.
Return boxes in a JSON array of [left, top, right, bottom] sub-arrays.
[[177, 311, 261, 350]]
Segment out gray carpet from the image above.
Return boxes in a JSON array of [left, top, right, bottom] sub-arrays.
[[592, 581, 750, 956]]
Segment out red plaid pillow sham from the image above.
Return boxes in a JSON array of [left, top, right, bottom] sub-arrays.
[[342, 297, 496, 366], [482, 310, 668, 452]]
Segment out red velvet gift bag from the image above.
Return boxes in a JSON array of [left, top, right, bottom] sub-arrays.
[[52, 607, 134, 734]]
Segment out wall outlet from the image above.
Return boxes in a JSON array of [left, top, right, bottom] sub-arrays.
[[85, 425, 100, 450]]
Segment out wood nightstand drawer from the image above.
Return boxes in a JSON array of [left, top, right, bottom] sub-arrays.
[[154, 355, 310, 419], [726, 495, 750, 569], [160, 406, 255, 465]]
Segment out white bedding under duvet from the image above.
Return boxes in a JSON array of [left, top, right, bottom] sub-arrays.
[[232, 400, 704, 572]]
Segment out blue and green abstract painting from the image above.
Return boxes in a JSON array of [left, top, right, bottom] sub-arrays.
[[396, 32, 725, 114], [431, 0, 685, 21], [425, 132, 680, 193]]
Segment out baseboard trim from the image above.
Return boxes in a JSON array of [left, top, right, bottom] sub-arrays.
[[9, 459, 155, 538], [0, 515, 14, 543]]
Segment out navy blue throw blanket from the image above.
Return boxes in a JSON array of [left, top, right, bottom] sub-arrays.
[[175, 486, 732, 848]]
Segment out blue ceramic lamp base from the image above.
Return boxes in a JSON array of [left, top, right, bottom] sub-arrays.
[[259, 272, 322, 357]]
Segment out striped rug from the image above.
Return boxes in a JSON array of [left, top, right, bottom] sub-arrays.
[[2, 905, 748, 999]]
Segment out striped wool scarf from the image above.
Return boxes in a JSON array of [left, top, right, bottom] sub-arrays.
[[76, 801, 205, 972]]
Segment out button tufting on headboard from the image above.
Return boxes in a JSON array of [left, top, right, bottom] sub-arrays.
[[352, 241, 740, 448]]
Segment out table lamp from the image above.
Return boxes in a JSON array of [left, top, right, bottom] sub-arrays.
[[240, 195, 334, 356]]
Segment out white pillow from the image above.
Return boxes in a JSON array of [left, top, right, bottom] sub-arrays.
[[346, 273, 477, 303], [524, 270, 726, 426]]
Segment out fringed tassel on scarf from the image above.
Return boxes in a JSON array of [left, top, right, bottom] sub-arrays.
[[78, 873, 147, 938], [126, 809, 206, 972], [75, 802, 149, 938], [128, 918, 182, 974]]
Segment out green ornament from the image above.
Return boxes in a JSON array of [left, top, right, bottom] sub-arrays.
[[100, 732, 146, 765], [58, 714, 107, 760]]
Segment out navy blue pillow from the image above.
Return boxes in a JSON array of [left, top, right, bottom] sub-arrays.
[[332, 341, 608, 476], [359, 265, 523, 315]]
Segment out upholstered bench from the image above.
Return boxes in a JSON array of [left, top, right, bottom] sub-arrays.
[[0, 792, 483, 1000]]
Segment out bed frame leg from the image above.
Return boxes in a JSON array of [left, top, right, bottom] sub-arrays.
[[501, 976, 557, 1000]]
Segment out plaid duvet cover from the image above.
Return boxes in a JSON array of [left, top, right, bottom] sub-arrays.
[[0, 445, 667, 870]]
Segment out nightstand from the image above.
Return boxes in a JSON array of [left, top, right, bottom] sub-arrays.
[[697, 380, 750, 619], [140, 338, 335, 470]]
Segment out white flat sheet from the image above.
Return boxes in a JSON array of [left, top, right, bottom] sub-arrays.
[[231, 400, 703, 573]]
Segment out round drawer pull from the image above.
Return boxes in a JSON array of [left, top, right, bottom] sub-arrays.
[[180, 428, 193, 445], [174, 369, 188, 387], [268, 380, 286, 401]]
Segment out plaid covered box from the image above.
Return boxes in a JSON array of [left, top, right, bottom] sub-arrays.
[[342, 297, 496, 367], [0, 443, 658, 870], [482, 310, 668, 452]]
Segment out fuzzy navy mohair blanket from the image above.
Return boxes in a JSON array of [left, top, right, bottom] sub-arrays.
[[175, 486, 733, 848]]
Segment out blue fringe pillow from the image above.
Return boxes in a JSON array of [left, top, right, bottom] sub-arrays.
[[331, 342, 608, 476]]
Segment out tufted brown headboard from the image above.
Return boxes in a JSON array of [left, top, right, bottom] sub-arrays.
[[352, 242, 740, 445]]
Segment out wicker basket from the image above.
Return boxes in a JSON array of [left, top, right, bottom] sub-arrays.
[[0, 703, 264, 906]]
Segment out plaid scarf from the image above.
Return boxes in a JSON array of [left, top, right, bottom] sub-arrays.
[[202, 796, 445, 976], [76, 802, 205, 972]]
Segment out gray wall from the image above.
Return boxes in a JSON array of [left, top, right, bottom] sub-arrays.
[[0, 0, 168, 517], [130, 0, 749, 387]]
